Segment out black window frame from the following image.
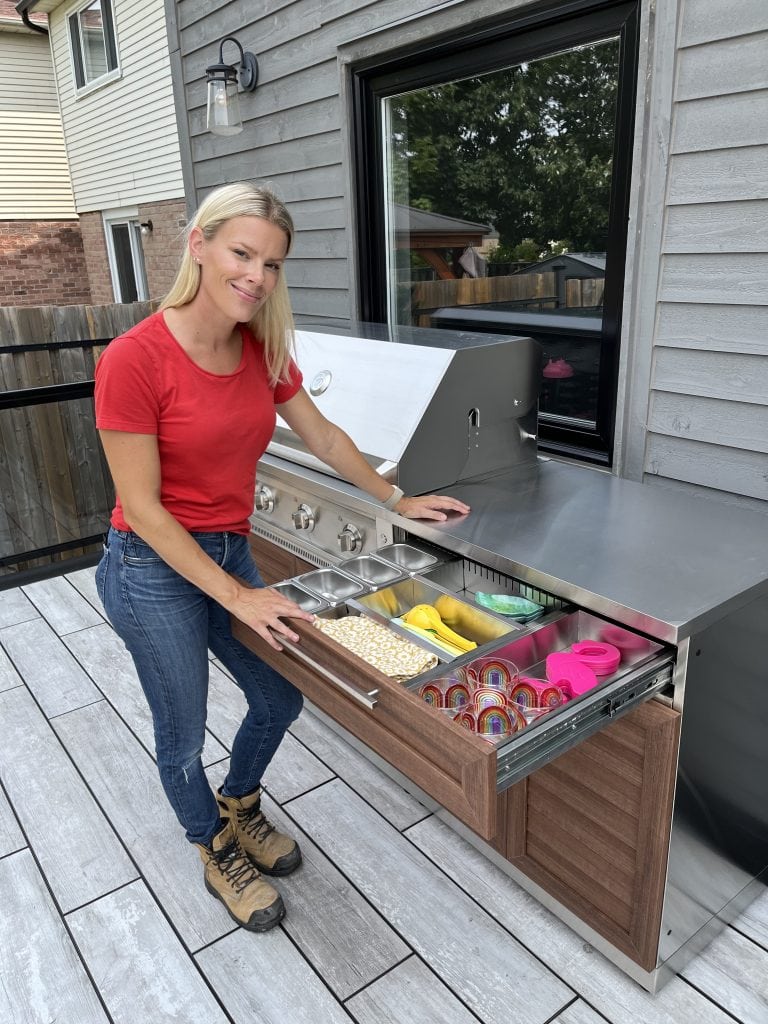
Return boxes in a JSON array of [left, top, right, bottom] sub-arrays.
[[68, 0, 119, 91], [350, 0, 640, 465]]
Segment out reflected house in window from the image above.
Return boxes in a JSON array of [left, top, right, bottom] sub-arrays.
[[394, 204, 492, 281]]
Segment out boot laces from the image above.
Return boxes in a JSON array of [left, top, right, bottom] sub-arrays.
[[238, 804, 276, 846], [213, 837, 260, 893]]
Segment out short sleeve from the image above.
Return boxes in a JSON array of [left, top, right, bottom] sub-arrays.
[[274, 357, 303, 405], [94, 334, 159, 434]]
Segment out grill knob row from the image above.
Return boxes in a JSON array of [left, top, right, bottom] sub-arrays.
[[254, 485, 275, 513], [337, 523, 362, 553]]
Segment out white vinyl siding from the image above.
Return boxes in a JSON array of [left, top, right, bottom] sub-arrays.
[[0, 30, 76, 218], [48, 0, 183, 212]]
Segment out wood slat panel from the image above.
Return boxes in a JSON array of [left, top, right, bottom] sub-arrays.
[[645, 434, 768, 501], [0, 850, 109, 1024], [1, 616, 101, 717], [289, 778, 573, 1024], [659, 254, 768, 306], [649, 392, 768, 454], [655, 302, 768, 356], [664, 201, 768, 254], [507, 700, 681, 970], [347, 955, 478, 1024], [676, 31, 768, 101], [672, 91, 768, 153], [67, 881, 230, 1024], [0, 686, 136, 913], [680, 0, 767, 47], [63, 623, 228, 768], [52, 700, 233, 950], [653, 347, 768, 405]]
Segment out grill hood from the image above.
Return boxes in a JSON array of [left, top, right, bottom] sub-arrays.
[[269, 322, 541, 495]]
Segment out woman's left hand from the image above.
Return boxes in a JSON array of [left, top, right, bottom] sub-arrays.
[[394, 494, 470, 521]]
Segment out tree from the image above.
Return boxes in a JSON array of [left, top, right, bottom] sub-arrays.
[[389, 39, 619, 256]]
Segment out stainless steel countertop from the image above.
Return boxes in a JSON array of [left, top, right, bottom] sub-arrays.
[[258, 454, 768, 644], [392, 459, 768, 643]]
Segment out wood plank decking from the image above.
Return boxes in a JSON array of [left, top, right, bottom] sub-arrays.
[[0, 568, 767, 1024]]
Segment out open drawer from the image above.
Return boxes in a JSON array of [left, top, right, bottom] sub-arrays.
[[231, 590, 674, 842]]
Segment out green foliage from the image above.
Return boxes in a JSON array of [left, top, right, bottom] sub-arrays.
[[390, 40, 619, 256]]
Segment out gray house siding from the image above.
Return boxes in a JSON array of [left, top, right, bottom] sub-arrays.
[[167, 0, 768, 508]]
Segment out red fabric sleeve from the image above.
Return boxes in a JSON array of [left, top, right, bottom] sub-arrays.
[[273, 356, 303, 405], [94, 335, 160, 434]]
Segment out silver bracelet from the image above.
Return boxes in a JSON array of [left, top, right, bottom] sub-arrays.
[[383, 485, 404, 510]]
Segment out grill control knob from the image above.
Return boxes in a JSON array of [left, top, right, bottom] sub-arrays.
[[254, 485, 275, 514], [338, 524, 362, 553], [291, 503, 316, 532]]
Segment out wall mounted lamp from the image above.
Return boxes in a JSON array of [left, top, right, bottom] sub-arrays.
[[205, 36, 259, 136], [139, 220, 153, 236]]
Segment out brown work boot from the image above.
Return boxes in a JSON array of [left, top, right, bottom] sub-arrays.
[[217, 786, 302, 876], [196, 819, 285, 931]]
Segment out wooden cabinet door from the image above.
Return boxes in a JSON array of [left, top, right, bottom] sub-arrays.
[[502, 699, 680, 971]]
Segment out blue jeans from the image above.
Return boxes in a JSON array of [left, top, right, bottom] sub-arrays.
[[95, 527, 303, 847]]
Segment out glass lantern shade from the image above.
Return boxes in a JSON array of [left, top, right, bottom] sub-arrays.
[[206, 78, 242, 136]]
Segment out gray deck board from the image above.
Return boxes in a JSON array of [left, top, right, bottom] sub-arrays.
[[346, 955, 480, 1024], [0, 617, 102, 717], [0, 849, 109, 1024], [52, 699, 233, 950], [405, 814, 737, 1024], [68, 880, 231, 1024], [0, 686, 137, 912], [196, 926, 354, 1024], [63, 622, 227, 767], [22, 576, 104, 635], [0, 587, 39, 629], [0, 785, 25, 858], [289, 704, 429, 830], [0, 643, 23, 692], [288, 778, 574, 1024], [0, 576, 764, 1023]]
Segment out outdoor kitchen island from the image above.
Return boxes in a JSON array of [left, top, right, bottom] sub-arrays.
[[233, 327, 768, 993]]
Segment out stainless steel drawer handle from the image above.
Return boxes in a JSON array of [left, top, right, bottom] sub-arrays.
[[281, 638, 379, 710]]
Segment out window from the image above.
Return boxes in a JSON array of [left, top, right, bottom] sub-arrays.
[[353, 0, 640, 464], [102, 211, 148, 303], [68, 0, 118, 90]]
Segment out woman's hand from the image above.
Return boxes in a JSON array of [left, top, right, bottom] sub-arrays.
[[229, 585, 315, 651], [394, 494, 471, 521]]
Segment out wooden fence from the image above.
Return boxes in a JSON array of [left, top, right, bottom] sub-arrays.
[[409, 272, 604, 326], [0, 301, 155, 576]]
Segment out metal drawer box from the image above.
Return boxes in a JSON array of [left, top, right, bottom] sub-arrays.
[[232, 594, 674, 841]]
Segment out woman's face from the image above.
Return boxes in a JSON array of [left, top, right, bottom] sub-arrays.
[[191, 215, 289, 321]]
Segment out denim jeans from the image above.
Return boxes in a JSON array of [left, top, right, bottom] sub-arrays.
[[95, 527, 303, 847]]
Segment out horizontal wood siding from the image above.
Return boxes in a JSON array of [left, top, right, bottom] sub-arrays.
[[0, 31, 75, 218], [646, 0, 768, 505], [49, 0, 184, 212]]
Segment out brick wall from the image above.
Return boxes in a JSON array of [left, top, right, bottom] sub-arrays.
[[138, 198, 188, 301], [78, 199, 187, 304], [79, 211, 114, 305], [0, 221, 91, 307]]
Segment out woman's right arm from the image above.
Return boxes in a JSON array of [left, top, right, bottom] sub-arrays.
[[99, 429, 314, 650]]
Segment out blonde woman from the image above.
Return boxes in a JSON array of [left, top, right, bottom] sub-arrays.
[[94, 182, 469, 932]]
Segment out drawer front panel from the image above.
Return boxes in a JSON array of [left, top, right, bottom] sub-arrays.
[[505, 699, 681, 970], [232, 618, 498, 839]]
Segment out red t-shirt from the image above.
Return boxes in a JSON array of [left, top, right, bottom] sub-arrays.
[[94, 311, 302, 534]]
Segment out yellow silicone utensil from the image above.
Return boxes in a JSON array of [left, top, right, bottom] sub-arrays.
[[402, 604, 477, 652]]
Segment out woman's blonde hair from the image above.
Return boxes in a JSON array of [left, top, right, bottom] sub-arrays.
[[161, 182, 295, 385]]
